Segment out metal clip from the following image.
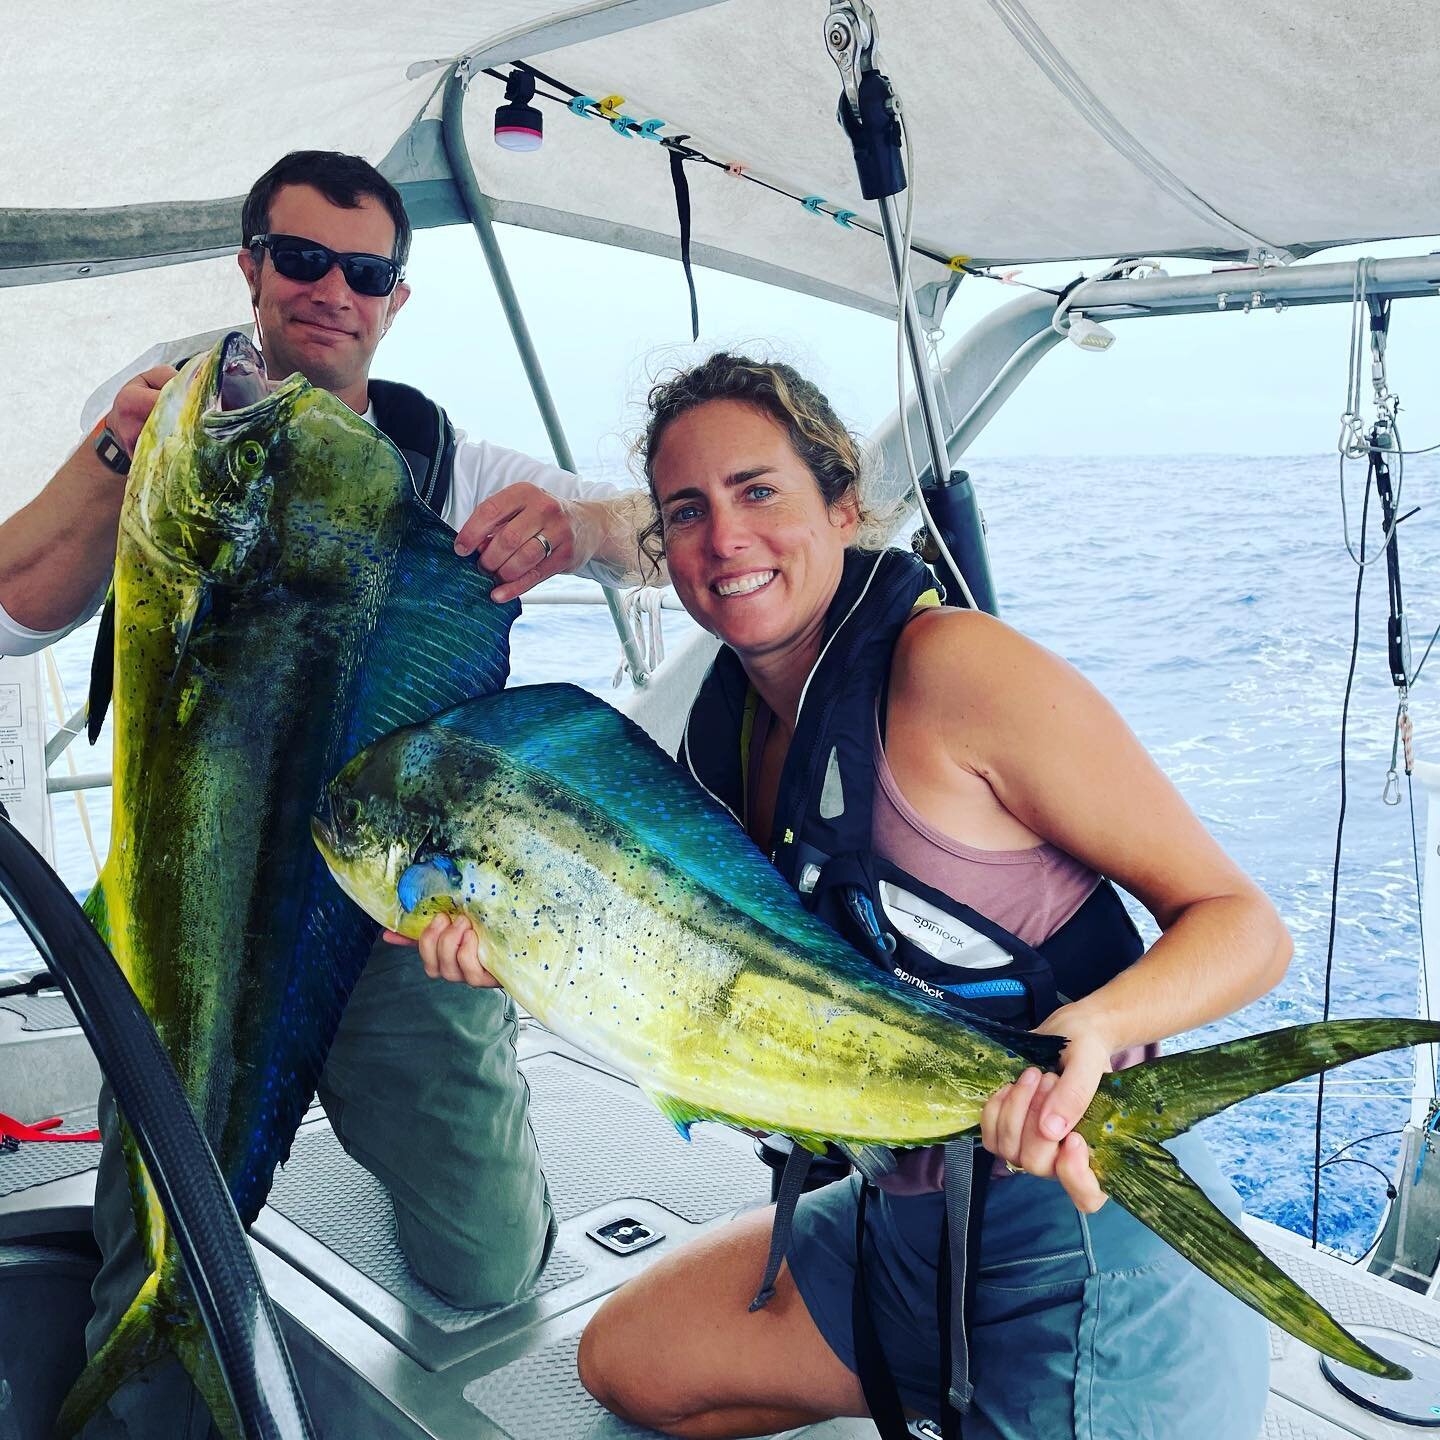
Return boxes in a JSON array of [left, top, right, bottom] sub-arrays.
[[1384, 768, 1402, 806]]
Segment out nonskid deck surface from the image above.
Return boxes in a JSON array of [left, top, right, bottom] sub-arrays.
[[1, 1003, 1437, 1438]]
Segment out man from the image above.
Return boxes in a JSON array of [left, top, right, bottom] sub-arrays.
[[0, 150, 647, 1438]]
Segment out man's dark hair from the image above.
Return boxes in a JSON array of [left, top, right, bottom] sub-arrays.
[[241, 150, 412, 266]]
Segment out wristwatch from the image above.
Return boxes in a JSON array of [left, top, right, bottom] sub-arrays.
[[92, 424, 131, 477]]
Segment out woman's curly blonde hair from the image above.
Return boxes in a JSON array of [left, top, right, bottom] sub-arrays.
[[636, 352, 893, 571]]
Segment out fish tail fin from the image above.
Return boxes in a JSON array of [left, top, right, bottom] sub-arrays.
[[1078, 1017, 1440, 1379], [54, 1271, 166, 1436], [54, 1265, 240, 1440]]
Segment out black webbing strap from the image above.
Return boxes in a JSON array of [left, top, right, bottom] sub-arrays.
[[852, 1180, 912, 1439], [936, 1142, 991, 1439], [667, 147, 700, 341], [749, 1144, 813, 1312]]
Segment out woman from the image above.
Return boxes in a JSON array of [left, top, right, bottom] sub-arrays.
[[412, 354, 1288, 1438]]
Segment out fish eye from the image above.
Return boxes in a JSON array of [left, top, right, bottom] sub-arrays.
[[235, 439, 265, 472]]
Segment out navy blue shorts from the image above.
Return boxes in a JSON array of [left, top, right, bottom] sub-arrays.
[[786, 1133, 1270, 1439]]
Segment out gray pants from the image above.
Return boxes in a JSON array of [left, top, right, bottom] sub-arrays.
[[82, 934, 556, 1438]]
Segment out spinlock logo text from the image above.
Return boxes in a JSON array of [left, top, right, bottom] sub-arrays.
[[894, 966, 945, 1000], [907, 913, 967, 949]]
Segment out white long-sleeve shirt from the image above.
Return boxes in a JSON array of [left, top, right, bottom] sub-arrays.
[[0, 425, 628, 657]]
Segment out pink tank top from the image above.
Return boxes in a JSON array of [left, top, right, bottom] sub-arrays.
[[872, 717, 1099, 945]]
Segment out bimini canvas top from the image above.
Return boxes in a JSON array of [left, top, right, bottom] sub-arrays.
[[4, 0, 1439, 509]]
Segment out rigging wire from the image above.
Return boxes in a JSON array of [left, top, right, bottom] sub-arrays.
[[1408, 770, 1432, 1046], [889, 109, 978, 611]]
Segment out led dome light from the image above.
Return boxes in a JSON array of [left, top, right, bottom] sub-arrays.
[[495, 69, 543, 152], [1064, 314, 1116, 352]]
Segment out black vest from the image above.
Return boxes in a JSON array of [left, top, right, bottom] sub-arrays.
[[368, 377, 456, 520], [683, 547, 1143, 1027]]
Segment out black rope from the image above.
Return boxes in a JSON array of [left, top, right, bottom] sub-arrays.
[[1310, 471, 1373, 1248], [1322, 1127, 1406, 1166], [668, 146, 700, 341]]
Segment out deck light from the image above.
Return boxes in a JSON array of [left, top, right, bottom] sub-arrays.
[[495, 70, 543, 152]]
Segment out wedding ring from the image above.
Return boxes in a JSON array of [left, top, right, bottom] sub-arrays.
[[533, 531, 553, 561], [1003, 1160, 1025, 1175]]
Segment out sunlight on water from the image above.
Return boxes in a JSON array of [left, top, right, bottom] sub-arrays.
[[6, 452, 1437, 1255]]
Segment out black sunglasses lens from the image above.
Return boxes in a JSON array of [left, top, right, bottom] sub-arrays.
[[268, 242, 331, 284], [340, 255, 398, 297]]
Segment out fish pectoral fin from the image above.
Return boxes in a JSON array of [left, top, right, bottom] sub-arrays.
[[1095, 1136, 1410, 1380], [641, 1088, 716, 1143], [86, 587, 117, 744], [171, 584, 212, 672], [397, 856, 463, 914]]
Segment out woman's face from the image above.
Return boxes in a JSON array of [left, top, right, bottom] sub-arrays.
[[651, 398, 858, 665]]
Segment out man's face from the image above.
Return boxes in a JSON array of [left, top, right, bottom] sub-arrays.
[[237, 183, 410, 407]]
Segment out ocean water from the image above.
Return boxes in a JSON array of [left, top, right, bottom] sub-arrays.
[[6, 451, 1438, 1258]]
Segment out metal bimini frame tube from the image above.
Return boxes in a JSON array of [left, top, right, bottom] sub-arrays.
[[872, 254, 1440, 503], [440, 63, 651, 688]]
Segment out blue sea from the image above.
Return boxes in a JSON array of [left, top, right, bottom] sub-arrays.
[[6, 451, 1438, 1259]]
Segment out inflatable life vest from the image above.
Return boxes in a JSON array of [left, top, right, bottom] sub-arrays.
[[368, 377, 456, 520]]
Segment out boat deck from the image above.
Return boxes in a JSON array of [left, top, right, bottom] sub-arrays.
[[2, 994, 1437, 1438]]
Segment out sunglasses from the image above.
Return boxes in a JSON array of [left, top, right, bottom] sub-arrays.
[[249, 233, 403, 298]]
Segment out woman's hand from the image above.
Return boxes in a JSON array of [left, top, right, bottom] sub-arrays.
[[979, 1008, 1112, 1214], [382, 914, 501, 988]]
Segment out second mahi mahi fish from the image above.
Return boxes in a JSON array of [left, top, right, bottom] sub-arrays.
[[315, 681, 1439, 1381]]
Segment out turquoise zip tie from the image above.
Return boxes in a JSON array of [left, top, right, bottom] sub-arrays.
[[801, 195, 828, 215], [569, 95, 596, 116], [637, 118, 666, 140], [832, 209, 857, 228], [610, 114, 635, 136]]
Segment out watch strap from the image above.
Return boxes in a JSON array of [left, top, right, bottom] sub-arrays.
[[92, 423, 131, 477]]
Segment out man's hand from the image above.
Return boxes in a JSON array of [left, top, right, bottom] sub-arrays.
[[453, 482, 599, 604], [105, 366, 177, 460], [383, 915, 501, 988], [979, 1008, 1113, 1214]]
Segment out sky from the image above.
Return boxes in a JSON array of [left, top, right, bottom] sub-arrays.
[[383, 221, 1440, 481]]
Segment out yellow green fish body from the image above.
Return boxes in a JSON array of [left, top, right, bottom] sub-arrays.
[[317, 681, 1440, 1383], [62, 333, 517, 1437]]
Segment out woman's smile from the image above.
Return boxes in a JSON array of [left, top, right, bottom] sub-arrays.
[[711, 569, 777, 598]]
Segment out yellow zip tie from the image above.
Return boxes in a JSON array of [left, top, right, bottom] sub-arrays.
[[597, 94, 625, 119], [947, 255, 971, 272]]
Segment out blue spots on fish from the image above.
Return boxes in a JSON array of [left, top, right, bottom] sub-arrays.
[[398, 855, 462, 913]]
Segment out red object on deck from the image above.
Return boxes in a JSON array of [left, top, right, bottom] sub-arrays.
[[0, 1111, 101, 1143]]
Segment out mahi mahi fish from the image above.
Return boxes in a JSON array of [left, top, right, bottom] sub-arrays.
[[61, 332, 517, 1436], [315, 680, 1440, 1383]]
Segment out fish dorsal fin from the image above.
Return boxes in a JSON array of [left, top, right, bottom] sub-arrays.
[[86, 587, 116, 744], [346, 496, 517, 754]]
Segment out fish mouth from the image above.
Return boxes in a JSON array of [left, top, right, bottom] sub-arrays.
[[201, 332, 306, 431]]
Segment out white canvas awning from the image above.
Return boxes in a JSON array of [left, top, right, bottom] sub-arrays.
[[5, 0, 1440, 511]]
